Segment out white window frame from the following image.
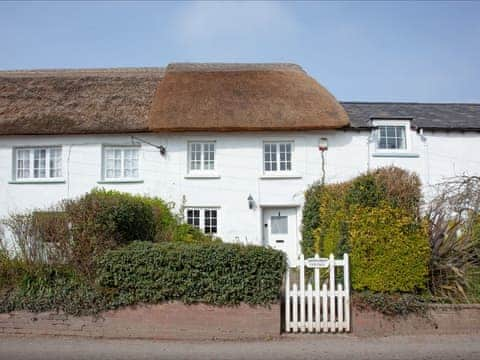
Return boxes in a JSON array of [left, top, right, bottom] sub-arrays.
[[263, 141, 294, 175], [13, 146, 63, 182], [102, 146, 141, 181], [185, 207, 219, 235], [372, 119, 412, 153], [187, 141, 216, 174]]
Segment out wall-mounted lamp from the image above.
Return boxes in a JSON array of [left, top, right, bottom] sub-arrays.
[[247, 194, 255, 210], [319, 137, 328, 152], [131, 136, 167, 156]]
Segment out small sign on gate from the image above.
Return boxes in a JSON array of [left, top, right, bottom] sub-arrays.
[[305, 257, 329, 268]]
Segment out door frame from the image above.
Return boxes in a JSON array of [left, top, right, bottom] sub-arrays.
[[259, 204, 301, 263]]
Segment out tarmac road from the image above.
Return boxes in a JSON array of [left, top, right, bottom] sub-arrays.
[[1, 333, 480, 360]]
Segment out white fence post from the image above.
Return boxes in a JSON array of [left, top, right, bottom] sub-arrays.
[[344, 253, 350, 332], [285, 265, 290, 332], [299, 254, 305, 332], [329, 253, 336, 332], [314, 254, 320, 333]]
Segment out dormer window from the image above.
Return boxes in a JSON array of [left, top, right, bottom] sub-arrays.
[[377, 125, 406, 150], [372, 119, 411, 153]]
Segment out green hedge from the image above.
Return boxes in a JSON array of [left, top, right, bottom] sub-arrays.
[[349, 204, 430, 292], [96, 242, 286, 306], [0, 264, 103, 316], [1, 242, 286, 315], [301, 166, 429, 293]]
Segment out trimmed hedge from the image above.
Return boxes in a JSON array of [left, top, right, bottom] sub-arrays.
[[349, 204, 430, 292], [96, 242, 286, 306], [302, 166, 429, 292], [1, 242, 286, 315]]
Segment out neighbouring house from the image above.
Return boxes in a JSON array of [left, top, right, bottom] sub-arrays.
[[1, 63, 479, 263]]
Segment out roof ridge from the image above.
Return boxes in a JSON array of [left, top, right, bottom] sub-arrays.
[[0, 67, 166, 78], [166, 62, 304, 73], [0, 67, 165, 73]]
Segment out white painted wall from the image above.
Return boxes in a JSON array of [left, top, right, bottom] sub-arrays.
[[1, 128, 479, 252]]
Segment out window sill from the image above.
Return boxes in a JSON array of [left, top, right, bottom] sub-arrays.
[[372, 152, 420, 158], [260, 174, 302, 180], [184, 173, 221, 179], [9, 179, 66, 184], [97, 179, 144, 184]]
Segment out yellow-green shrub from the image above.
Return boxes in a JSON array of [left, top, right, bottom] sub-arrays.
[[302, 166, 429, 293], [349, 204, 430, 292], [311, 183, 349, 258]]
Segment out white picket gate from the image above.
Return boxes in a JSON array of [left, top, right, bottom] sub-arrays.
[[285, 253, 350, 333]]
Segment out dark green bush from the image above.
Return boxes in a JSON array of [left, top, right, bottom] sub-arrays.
[[60, 189, 190, 274], [0, 251, 27, 290], [353, 291, 430, 317], [0, 263, 105, 316], [96, 241, 286, 306]]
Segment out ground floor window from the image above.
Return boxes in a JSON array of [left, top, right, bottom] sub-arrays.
[[185, 207, 218, 234]]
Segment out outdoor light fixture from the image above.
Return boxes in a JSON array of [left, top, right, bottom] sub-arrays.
[[131, 136, 167, 156], [319, 137, 328, 185], [247, 194, 255, 210], [318, 137, 328, 152]]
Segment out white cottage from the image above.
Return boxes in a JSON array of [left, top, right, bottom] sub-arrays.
[[1, 63, 479, 262]]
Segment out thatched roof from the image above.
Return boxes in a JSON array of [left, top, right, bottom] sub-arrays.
[[0, 68, 165, 135], [148, 63, 350, 132], [2, 64, 478, 135]]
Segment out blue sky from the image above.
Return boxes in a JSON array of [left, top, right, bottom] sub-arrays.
[[1, 1, 479, 102]]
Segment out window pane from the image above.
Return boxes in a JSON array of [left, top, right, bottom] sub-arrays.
[[190, 143, 202, 170], [271, 216, 288, 234], [203, 143, 215, 170], [186, 209, 201, 228], [17, 149, 30, 179], [264, 143, 278, 172], [123, 149, 139, 178], [49, 148, 62, 178], [278, 142, 292, 172], [204, 209, 217, 234], [33, 149, 46, 178]]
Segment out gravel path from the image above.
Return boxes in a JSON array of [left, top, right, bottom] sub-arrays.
[[1, 333, 480, 360]]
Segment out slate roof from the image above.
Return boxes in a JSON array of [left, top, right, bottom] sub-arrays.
[[341, 102, 480, 130]]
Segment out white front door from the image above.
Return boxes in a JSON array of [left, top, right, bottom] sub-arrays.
[[263, 207, 298, 265]]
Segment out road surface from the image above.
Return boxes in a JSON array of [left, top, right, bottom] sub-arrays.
[[1, 333, 479, 360]]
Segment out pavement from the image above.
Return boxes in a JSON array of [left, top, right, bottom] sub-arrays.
[[1, 333, 480, 360]]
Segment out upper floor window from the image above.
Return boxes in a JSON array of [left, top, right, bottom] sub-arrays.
[[185, 207, 218, 234], [377, 125, 406, 150], [188, 142, 215, 172], [264, 142, 293, 173], [372, 120, 411, 153], [15, 147, 62, 180], [103, 146, 139, 180]]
